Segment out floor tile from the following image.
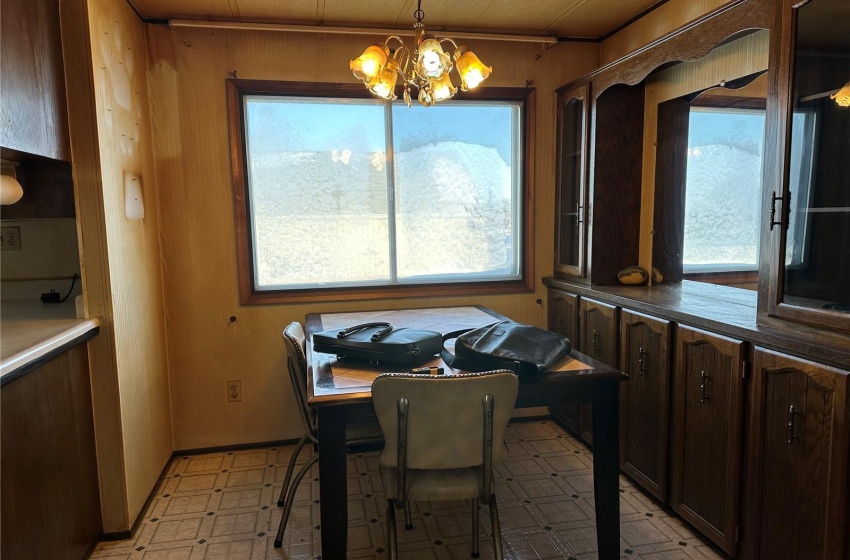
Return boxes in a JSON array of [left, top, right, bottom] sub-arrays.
[[93, 420, 728, 559]]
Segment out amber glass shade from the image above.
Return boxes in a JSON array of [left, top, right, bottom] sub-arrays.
[[454, 48, 492, 90], [431, 73, 457, 102], [350, 44, 388, 81], [831, 81, 850, 107], [367, 57, 400, 100]]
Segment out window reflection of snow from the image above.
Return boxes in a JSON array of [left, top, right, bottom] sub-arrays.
[[683, 108, 766, 270]]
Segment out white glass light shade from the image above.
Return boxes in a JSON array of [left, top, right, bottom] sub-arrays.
[[454, 48, 492, 90], [0, 174, 23, 205], [415, 37, 451, 78], [350, 44, 388, 81]]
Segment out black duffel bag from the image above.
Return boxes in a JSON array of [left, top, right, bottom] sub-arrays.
[[441, 321, 571, 376], [312, 322, 442, 365]]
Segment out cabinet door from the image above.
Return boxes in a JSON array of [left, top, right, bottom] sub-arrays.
[[746, 348, 849, 560], [762, 0, 850, 332], [577, 298, 619, 446], [670, 326, 745, 555], [554, 83, 589, 277], [619, 309, 671, 501], [547, 289, 580, 433], [0, 0, 70, 160]]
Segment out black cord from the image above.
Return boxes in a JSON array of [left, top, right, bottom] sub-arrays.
[[59, 273, 78, 303]]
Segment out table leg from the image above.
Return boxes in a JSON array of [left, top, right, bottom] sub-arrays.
[[317, 405, 347, 560], [592, 380, 620, 560]]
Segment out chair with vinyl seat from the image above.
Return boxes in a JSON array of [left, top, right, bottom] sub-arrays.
[[274, 321, 385, 548], [371, 370, 519, 559]]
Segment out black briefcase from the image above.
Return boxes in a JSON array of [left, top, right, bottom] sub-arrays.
[[312, 322, 442, 365]]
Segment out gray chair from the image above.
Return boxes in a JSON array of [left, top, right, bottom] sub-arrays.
[[274, 321, 384, 548], [372, 370, 519, 559]]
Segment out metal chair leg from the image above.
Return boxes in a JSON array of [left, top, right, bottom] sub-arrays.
[[387, 499, 398, 560], [404, 501, 413, 530], [471, 498, 480, 558], [489, 495, 503, 560], [273, 455, 318, 548], [277, 434, 309, 507]]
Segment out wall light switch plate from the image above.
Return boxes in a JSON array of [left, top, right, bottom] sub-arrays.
[[0, 226, 21, 250]]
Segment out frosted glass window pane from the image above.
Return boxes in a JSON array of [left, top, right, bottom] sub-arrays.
[[241, 96, 524, 291], [683, 108, 765, 270], [244, 97, 391, 288], [392, 104, 519, 280]]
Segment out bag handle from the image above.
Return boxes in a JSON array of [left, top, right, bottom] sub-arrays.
[[336, 322, 394, 341], [440, 326, 519, 373]]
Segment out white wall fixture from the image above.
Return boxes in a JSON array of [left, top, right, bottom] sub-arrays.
[[0, 161, 23, 205], [124, 173, 144, 219]]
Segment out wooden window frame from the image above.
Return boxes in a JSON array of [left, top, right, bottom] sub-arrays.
[[226, 79, 536, 305]]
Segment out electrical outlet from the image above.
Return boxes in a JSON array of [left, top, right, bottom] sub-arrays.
[[227, 380, 242, 402], [0, 226, 21, 251]]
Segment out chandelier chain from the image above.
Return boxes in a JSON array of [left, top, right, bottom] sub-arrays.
[[414, 0, 424, 23]]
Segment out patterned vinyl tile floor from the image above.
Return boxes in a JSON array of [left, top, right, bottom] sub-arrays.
[[91, 419, 728, 560]]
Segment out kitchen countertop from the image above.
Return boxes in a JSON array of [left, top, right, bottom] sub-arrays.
[[1, 298, 100, 383]]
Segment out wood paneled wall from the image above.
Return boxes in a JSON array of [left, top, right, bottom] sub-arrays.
[[601, 0, 734, 66], [145, 25, 598, 449], [61, 0, 172, 532]]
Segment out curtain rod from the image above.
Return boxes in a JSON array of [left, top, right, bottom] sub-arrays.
[[168, 19, 559, 45]]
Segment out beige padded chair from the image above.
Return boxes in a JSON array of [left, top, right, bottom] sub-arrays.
[[372, 370, 519, 559], [275, 322, 384, 548]]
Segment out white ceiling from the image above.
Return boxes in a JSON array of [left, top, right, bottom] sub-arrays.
[[127, 0, 668, 40]]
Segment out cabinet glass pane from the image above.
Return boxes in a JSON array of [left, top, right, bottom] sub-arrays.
[[783, 0, 850, 313], [557, 96, 584, 268]]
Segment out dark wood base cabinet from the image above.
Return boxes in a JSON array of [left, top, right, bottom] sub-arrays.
[[619, 309, 671, 501], [745, 347, 849, 560], [548, 289, 581, 434], [577, 298, 619, 447], [1, 344, 102, 560], [670, 326, 746, 556]]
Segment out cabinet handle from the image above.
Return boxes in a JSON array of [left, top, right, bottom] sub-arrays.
[[576, 203, 584, 226], [787, 405, 798, 444], [638, 347, 648, 375], [769, 190, 792, 231], [699, 370, 710, 403], [592, 329, 600, 355]]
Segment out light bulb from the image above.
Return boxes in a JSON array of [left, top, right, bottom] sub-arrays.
[[0, 174, 23, 205]]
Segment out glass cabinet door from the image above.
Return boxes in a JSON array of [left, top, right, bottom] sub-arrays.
[[554, 83, 589, 277], [764, 0, 850, 331]]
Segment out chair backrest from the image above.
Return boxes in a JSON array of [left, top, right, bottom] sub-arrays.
[[282, 322, 316, 439], [372, 370, 518, 471]]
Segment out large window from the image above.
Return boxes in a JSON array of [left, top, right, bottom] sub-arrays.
[[227, 81, 535, 304], [683, 106, 766, 272]]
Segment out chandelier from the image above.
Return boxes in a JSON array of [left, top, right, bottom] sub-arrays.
[[349, 0, 492, 107]]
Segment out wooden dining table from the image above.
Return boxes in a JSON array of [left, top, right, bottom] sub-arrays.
[[305, 305, 627, 559]]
